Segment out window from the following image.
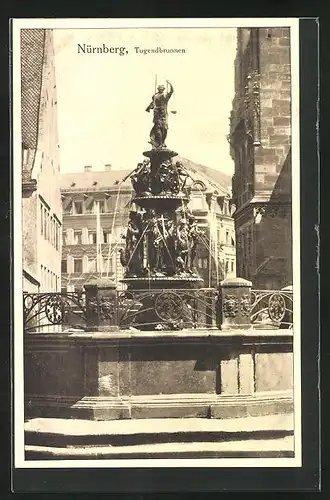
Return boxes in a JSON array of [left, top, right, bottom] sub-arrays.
[[89, 232, 97, 244], [64, 201, 72, 215], [50, 218, 54, 245], [43, 211, 47, 238], [55, 225, 60, 251], [103, 231, 111, 243], [85, 200, 94, 214], [203, 258, 208, 269], [73, 231, 82, 245], [198, 258, 203, 269], [62, 231, 67, 246], [61, 260, 67, 273], [74, 259, 82, 273], [231, 261, 234, 272], [226, 230, 229, 245], [99, 200, 106, 213], [74, 201, 83, 214], [40, 206, 44, 235], [225, 260, 229, 273]]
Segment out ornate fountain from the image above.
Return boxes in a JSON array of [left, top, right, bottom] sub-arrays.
[[119, 80, 205, 329]]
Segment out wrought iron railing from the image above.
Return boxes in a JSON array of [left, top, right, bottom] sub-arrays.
[[117, 288, 218, 331], [23, 292, 87, 333], [250, 289, 293, 329], [22, 288, 293, 333]]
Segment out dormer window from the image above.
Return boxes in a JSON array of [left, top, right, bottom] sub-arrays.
[[73, 201, 83, 214]]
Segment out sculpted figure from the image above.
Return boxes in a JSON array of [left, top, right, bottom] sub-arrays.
[[131, 159, 151, 195], [160, 216, 176, 274], [146, 81, 174, 149], [187, 215, 203, 273], [146, 212, 163, 274], [123, 212, 143, 276], [158, 159, 172, 193], [176, 218, 189, 273], [171, 161, 189, 194]]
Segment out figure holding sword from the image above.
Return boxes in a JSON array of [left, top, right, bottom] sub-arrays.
[[146, 79, 174, 149]]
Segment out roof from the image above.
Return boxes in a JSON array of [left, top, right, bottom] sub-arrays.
[[177, 156, 232, 193], [60, 158, 232, 195], [21, 29, 45, 151], [60, 170, 132, 191]]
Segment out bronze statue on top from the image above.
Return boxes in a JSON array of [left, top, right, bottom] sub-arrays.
[[146, 80, 174, 149]]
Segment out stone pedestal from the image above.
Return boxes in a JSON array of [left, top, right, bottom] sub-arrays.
[[24, 329, 293, 421], [84, 278, 119, 332], [219, 277, 252, 330]]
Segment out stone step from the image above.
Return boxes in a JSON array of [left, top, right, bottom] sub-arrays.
[[25, 414, 294, 450], [25, 436, 294, 460]]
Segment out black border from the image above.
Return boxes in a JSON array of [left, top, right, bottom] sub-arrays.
[[9, 18, 320, 493]]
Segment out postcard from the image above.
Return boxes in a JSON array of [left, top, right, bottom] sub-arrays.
[[12, 18, 305, 479]]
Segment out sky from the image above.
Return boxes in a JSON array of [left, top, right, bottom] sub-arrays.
[[53, 27, 237, 175]]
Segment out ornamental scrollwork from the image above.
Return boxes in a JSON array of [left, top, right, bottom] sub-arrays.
[[154, 291, 184, 322], [240, 294, 251, 317], [223, 295, 239, 318], [268, 293, 286, 322], [44, 295, 64, 324]]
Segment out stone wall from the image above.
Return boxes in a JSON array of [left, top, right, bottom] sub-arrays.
[[230, 27, 292, 289], [24, 330, 293, 420], [254, 150, 292, 289], [254, 27, 291, 195]]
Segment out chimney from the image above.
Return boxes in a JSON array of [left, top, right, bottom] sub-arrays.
[[105, 164, 112, 171], [84, 165, 92, 172]]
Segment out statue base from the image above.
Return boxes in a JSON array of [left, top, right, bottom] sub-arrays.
[[143, 148, 178, 160], [133, 193, 189, 210], [121, 275, 203, 290]]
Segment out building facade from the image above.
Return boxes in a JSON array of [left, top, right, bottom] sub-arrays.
[[21, 29, 62, 293], [60, 166, 132, 292], [229, 27, 292, 289], [60, 160, 236, 291]]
